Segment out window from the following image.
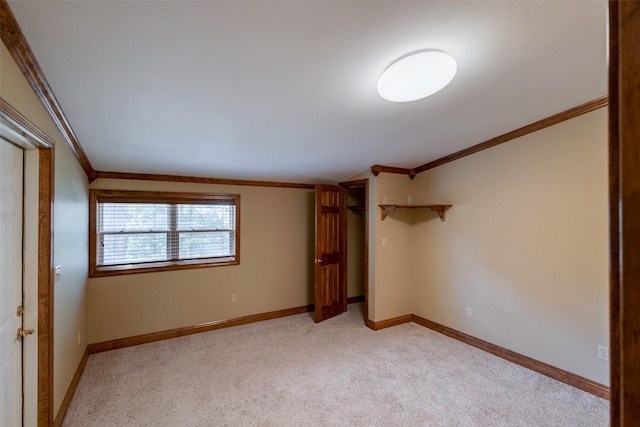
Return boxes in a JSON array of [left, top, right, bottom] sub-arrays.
[[89, 190, 240, 277]]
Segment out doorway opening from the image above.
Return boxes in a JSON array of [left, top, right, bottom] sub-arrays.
[[341, 179, 369, 324]]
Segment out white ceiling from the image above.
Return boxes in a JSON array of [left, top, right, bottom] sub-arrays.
[[8, 0, 607, 184]]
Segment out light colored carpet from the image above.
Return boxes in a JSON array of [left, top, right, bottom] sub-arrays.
[[62, 303, 609, 426]]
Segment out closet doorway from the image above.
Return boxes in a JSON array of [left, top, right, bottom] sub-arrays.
[[341, 179, 369, 323]]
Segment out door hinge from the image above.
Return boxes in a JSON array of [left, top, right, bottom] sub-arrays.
[[17, 306, 24, 317]]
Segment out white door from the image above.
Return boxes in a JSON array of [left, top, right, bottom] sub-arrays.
[[0, 139, 24, 427]]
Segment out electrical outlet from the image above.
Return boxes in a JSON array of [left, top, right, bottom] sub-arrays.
[[382, 196, 388, 204], [231, 294, 238, 303], [598, 345, 609, 361], [382, 238, 387, 247], [408, 196, 413, 204], [466, 307, 473, 318]]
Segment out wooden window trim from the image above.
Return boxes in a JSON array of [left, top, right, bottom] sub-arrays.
[[89, 190, 240, 277]]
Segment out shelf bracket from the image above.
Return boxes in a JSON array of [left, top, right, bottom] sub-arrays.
[[348, 206, 366, 219], [429, 206, 447, 221], [380, 205, 397, 220]]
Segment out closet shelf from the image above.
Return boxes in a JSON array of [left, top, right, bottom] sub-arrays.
[[379, 204, 452, 221], [348, 206, 366, 218]]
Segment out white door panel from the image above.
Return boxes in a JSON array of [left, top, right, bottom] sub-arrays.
[[0, 139, 24, 427]]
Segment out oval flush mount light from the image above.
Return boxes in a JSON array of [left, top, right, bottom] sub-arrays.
[[377, 50, 457, 102]]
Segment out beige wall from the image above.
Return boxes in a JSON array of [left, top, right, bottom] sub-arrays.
[[403, 108, 608, 385], [1, 44, 90, 414], [373, 173, 414, 321], [370, 109, 608, 385], [88, 179, 315, 343], [52, 143, 90, 412]]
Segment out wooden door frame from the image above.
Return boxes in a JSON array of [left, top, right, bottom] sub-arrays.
[[37, 146, 54, 426], [0, 99, 55, 426], [340, 179, 369, 323], [609, 2, 640, 424]]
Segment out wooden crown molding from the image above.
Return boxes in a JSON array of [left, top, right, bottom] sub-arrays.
[[413, 96, 608, 174], [370, 98, 607, 179], [371, 165, 416, 179], [339, 178, 368, 188], [0, 0, 96, 180], [2, 0, 608, 188], [94, 171, 315, 189]]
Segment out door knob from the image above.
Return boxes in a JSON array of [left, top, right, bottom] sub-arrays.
[[17, 328, 35, 339]]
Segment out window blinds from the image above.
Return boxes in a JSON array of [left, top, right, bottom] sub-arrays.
[[97, 201, 236, 266]]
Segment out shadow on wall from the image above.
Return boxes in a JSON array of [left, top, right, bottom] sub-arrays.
[[412, 209, 454, 225], [382, 208, 414, 224]]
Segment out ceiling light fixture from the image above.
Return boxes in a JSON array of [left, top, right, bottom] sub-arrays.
[[377, 50, 457, 103]]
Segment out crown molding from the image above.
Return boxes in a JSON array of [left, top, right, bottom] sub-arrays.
[[414, 96, 608, 174], [94, 171, 316, 189], [371, 165, 416, 179], [0, 0, 96, 180]]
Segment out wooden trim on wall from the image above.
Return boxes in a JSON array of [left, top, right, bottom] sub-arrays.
[[413, 96, 609, 174], [37, 145, 54, 426], [339, 178, 367, 188], [340, 186, 348, 314], [94, 171, 315, 190], [0, 97, 54, 148], [53, 348, 88, 427], [363, 180, 369, 324], [371, 165, 416, 179], [608, 2, 620, 423], [609, 1, 640, 424], [0, 0, 95, 180], [411, 314, 610, 400], [367, 314, 413, 331], [88, 304, 314, 354], [58, 302, 362, 426], [346, 295, 365, 304]]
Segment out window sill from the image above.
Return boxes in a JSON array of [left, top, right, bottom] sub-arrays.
[[89, 257, 239, 278]]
